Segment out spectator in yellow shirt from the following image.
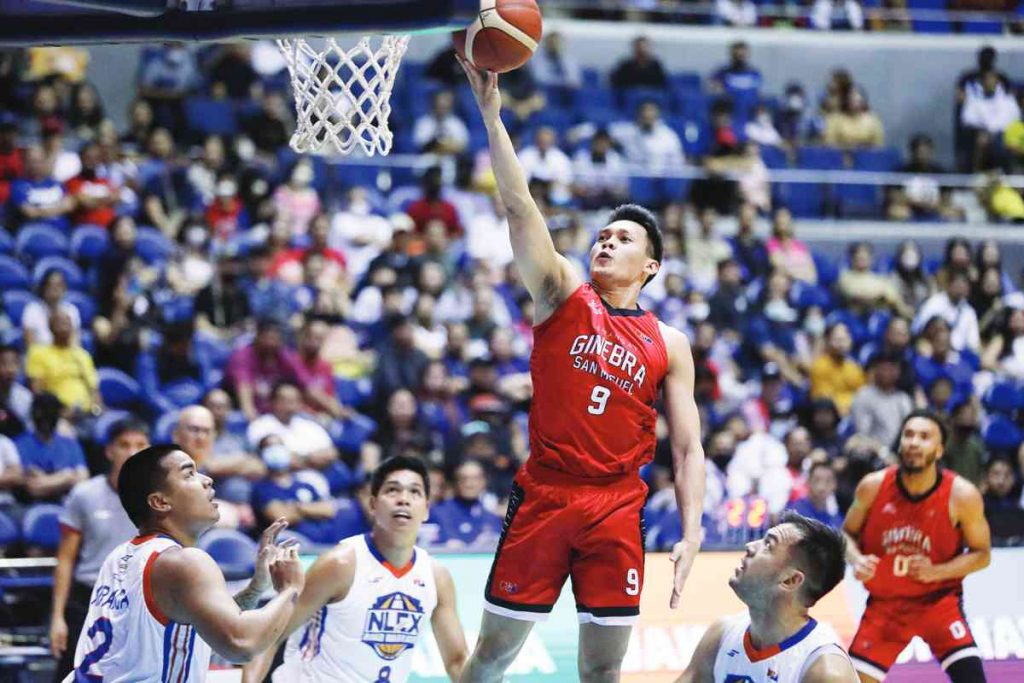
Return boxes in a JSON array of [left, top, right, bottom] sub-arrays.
[[809, 321, 865, 415], [25, 310, 102, 417]]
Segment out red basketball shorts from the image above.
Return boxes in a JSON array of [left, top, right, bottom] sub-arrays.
[[483, 464, 648, 626], [849, 591, 980, 679]]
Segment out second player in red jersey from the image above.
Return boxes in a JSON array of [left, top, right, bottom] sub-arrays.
[[457, 55, 706, 683], [843, 410, 991, 683]]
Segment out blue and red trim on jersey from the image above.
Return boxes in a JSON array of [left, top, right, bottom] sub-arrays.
[[363, 533, 416, 578], [743, 618, 818, 663], [161, 622, 196, 683]]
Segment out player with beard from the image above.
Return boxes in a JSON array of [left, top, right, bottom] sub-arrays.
[[675, 513, 857, 682], [843, 410, 991, 682]]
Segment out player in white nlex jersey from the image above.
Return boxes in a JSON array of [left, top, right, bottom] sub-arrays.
[[677, 513, 858, 683], [66, 444, 305, 682], [242, 455, 469, 682]]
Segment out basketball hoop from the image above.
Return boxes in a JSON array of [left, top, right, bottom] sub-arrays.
[[276, 34, 410, 156]]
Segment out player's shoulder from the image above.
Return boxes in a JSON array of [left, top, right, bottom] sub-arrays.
[[949, 472, 984, 507], [317, 540, 359, 575], [856, 468, 890, 498], [656, 321, 691, 359], [801, 651, 858, 683], [151, 545, 218, 583]]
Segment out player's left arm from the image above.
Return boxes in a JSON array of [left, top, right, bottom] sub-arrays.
[[660, 323, 706, 609], [801, 652, 859, 683], [431, 562, 469, 681], [908, 477, 991, 583]]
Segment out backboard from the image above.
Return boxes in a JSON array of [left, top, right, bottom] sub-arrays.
[[0, 0, 480, 45]]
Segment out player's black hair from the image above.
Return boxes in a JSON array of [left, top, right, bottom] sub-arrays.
[[371, 456, 431, 499], [607, 203, 663, 263], [898, 408, 949, 447], [606, 203, 663, 287], [807, 460, 835, 478], [107, 417, 150, 445], [780, 511, 846, 607], [270, 379, 302, 401], [117, 444, 184, 527]]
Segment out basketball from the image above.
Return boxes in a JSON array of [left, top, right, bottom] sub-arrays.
[[452, 0, 543, 73]]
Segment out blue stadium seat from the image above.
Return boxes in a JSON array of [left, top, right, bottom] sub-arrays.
[[32, 256, 85, 291], [70, 225, 110, 263], [774, 183, 827, 218], [0, 509, 19, 547], [2, 290, 38, 325], [0, 229, 12, 255], [982, 415, 1023, 454], [98, 368, 142, 409], [674, 91, 711, 122], [154, 410, 180, 443], [15, 223, 69, 262], [185, 97, 238, 136], [668, 71, 703, 95], [90, 409, 131, 444], [277, 528, 314, 550], [853, 148, 902, 172], [812, 251, 840, 288], [960, 18, 1003, 34], [912, 18, 952, 32], [622, 88, 672, 116], [573, 86, 615, 114], [135, 227, 176, 265], [64, 290, 97, 326], [983, 381, 1023, 415], [581, 67, 602, 89], [334, 376, 373, 409], [759, 145, 788, 169], [22, 503, 62, 552], [835, 183, 881, 218], [796, 146, 845, 170], [673, 117, 711, 157], [0, 254, 30, 290], [199, 529, 257, 581], [160, 379, 205, 408]]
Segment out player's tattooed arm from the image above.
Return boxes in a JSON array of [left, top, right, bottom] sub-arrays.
[[235, 518, 296, 610], [801, 652, 859, 682], [240, 544, 356, 682], [675, 618, 726, 683], [432, 562, 470, 681], [841, 471, 884, 581], [909, 477, 991, 583]]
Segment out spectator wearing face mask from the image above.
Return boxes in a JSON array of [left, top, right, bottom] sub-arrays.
[[250, 435, 337, 545]]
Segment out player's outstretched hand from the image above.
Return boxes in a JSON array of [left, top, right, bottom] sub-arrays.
[[456, 53, 501, 122], [251, 518, 293, 592], [669, 538, 700, 609], [852, 554, 879, 583], [270, 544, 305, 595]]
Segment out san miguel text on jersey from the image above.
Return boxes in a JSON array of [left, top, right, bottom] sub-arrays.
[[529, 284, 669, 478]]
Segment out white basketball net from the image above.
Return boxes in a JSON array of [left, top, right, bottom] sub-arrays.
[[276, 35, 410, 156]]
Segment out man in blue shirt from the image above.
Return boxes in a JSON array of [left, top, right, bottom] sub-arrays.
[[250, 435, 336, 544], [432, 459, 502, 548], [9, 145, 73, 230], [786, 461, 843, 530], [710, 42, 763, 117], [14, 393, 87, 503]]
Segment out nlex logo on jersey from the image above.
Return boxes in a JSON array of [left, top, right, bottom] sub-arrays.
[[361, 592, 425, 660]]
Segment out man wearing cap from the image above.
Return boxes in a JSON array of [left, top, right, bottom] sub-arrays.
[[849, 350, 914, 448]]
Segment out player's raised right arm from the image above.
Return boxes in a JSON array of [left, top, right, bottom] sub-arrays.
[[842, 471, 884, 582], [154, 546, 305, 663], [458, 56, 580, 316]]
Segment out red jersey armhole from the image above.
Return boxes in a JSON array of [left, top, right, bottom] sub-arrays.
[[143, 550, 170, 626]]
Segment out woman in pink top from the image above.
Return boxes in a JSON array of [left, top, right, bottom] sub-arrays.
[[766, 206, 818, 284], [272, 160, 321, 236]]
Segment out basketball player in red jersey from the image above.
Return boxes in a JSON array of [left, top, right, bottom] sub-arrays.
[[457, 58, 705, 682], [843, 410, 991, 683]]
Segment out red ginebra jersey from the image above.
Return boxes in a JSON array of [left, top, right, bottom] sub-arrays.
[[859, 466, 964, 599], [527, 283, 669, 479]]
